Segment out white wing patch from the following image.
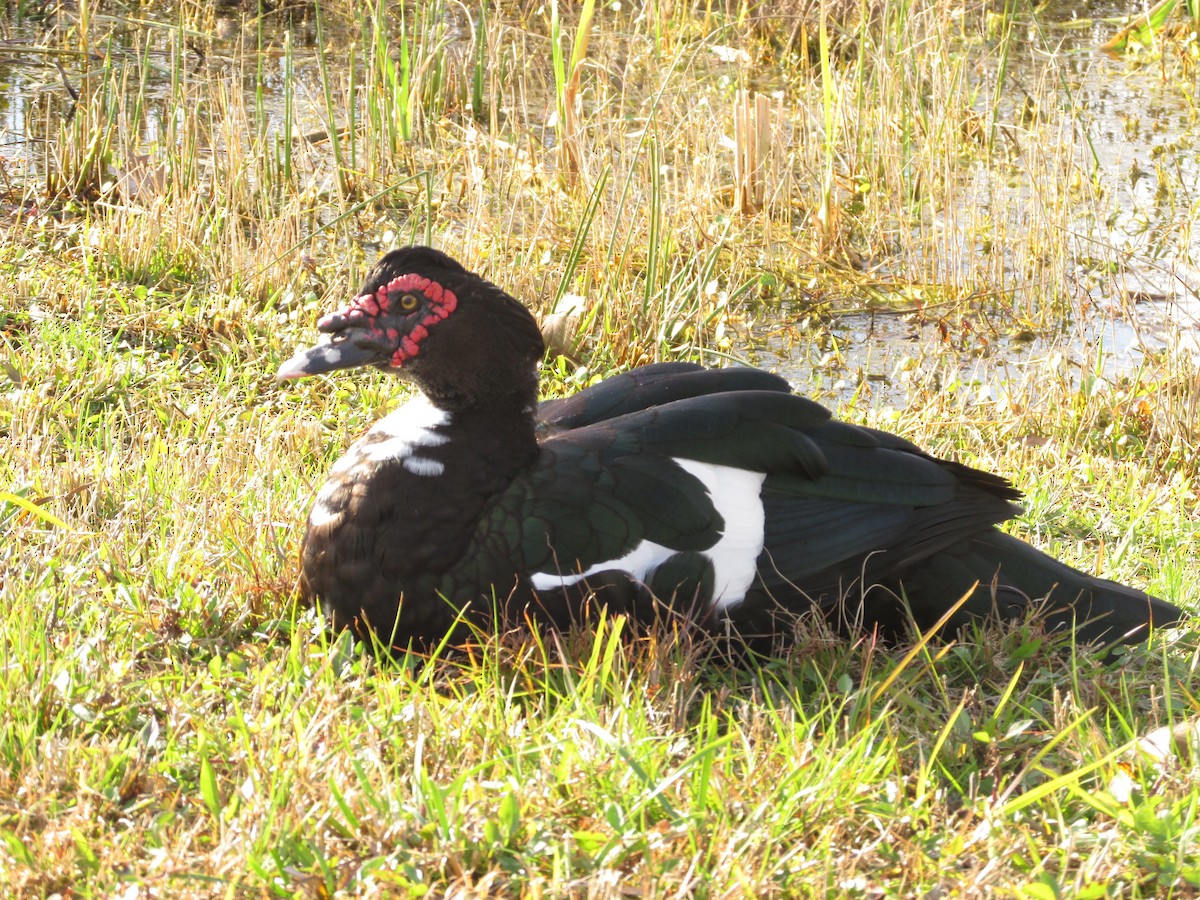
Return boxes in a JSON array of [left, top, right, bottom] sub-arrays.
[[529, 539, 677, 592], [530, 458, 766, 610], [672, 459, 766, 609]]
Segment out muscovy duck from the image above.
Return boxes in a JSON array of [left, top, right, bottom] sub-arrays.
[[278, 246, 1181, 652]]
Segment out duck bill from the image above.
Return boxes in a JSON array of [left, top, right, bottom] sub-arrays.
[[276, 340, 382, 381]]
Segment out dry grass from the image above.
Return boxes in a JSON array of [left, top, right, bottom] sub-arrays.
[[1, 0, 1199, 895]]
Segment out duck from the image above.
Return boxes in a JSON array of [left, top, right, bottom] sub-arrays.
[[277, 246, 1181, 652]]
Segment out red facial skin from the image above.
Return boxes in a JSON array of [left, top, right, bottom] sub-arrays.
[[317, 274, 458, 367]]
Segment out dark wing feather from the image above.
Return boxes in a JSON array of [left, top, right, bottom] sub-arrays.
[[895, 531, 1180, 643], [536, 363, 791, 433], [522, 432, 723, 577], [522, 389, 980, 581], [524, 388, 1023, 573], [523, 373, 1179, 647]]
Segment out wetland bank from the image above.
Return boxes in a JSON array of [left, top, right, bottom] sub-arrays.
[[1, 1, 1198, 895]]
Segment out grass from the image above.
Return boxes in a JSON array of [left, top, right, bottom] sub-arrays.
[[2, 0, 1199, 895]]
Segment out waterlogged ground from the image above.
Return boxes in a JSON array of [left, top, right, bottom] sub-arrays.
[[753, 2, 1200, 406]]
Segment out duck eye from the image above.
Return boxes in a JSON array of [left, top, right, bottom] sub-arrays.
[[397, 293, 420, 312]]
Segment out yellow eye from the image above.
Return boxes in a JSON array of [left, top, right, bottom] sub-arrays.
[[397, 293, 420, 312]]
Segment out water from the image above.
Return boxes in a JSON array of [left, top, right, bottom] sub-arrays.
[[756, 3, 1199, 406]]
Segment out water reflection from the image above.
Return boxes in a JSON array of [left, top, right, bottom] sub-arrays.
[[761, 4, 1198, 405]]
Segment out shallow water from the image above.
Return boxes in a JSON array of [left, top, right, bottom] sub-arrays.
[[758, 2, 1199, 406]]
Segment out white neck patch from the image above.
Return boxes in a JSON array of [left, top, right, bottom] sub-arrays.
[[334, 393, 451, 476], [308, 394, 450, 529]]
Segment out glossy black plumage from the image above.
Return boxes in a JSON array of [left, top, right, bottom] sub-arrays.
[[278, 247, 1182, 652]]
